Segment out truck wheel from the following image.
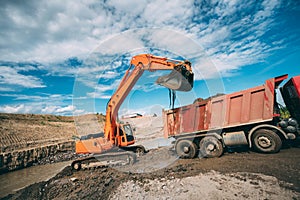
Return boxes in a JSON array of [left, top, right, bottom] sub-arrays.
[[175, 140, 197, 158], [199, 136, 223, 158], [252, 129, 282, 153]]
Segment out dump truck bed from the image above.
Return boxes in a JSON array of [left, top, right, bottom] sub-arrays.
[[163, 75, 288, 137]]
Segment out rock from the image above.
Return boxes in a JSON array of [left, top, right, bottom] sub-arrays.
[[105, 178, 112, 186], [183, 189, 189, 193], [70, 177, 78, 182], [145, 186, 150, 192]]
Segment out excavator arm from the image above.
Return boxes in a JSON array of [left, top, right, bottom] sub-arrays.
[[105, 54, 194, 145]]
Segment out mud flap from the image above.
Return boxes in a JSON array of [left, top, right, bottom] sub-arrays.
[[156, 66, 193, 91]]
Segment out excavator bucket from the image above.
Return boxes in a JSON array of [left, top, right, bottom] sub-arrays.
[[156, 65, 194, 91]]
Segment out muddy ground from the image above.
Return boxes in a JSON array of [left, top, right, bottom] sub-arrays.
[[1, 114, 300, 199], [3, 143, 300, 200]]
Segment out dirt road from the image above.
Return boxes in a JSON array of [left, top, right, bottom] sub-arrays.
[[4, 145, 300, 200]]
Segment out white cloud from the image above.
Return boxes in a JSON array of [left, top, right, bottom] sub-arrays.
[[1, 0, 99, 62], [143, 0, 193, 25], [256, 0, 280, 21], [41, 104, 85, 115], [199, 26, 230, 47], [86, 92, 111, 99], [55, 105, 74, 113], [86, 80, 121, 99], [0, 66, 45, 90], [95, 31, 146, 55], [107, 0, 147, 14], [0, 103, 85, 116], [98, 71, 119, 80], [1, 93, 73, 102], [0, 0, 287, 78], [184, 0, 284, 78], [0, 0, 193, 63], [0, 104, 27, 113], [0, 92, 86, 115]]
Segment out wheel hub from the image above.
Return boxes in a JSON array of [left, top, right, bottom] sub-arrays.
[[206, 144, 215, 151], [183, 146, 190, 153], [257, 136, 271, 148]]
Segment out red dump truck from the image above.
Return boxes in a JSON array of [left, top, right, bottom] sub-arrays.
[[163, 74, 300, 158]]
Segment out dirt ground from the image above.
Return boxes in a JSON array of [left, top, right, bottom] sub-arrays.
[[3, 145, 300, 200], [2, 115, 300, 199], [0, 113, 105, 153]]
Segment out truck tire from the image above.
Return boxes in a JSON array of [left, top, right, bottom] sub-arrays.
[[252, 129, 282, 153], [175, 140, 197, 158], [199, 136, 223, 158]]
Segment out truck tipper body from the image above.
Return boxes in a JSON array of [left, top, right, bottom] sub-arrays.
[[163, 74, 300, 158]]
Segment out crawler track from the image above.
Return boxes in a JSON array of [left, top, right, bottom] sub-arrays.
[[71, 151, 136, 170]]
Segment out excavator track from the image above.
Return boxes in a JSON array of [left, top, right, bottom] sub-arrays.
[[120, 145, 147, 157], [71, 151, 136, 171]]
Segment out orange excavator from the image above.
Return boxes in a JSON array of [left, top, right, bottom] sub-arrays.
[[71, 54, 193, 170]]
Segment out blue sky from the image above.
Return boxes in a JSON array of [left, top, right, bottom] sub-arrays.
[[0, 0, 300, 116]]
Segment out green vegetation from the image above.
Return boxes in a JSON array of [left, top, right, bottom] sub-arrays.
[[280, 106, 290, 119]]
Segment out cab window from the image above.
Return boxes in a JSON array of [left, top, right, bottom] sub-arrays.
[[123, 124, 133, 136]]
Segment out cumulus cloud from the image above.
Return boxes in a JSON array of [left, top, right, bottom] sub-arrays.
[[42, 105, 80, 114], [0, 93, 85, 115], [0, 66, 45, 90], [85, 79, 122, 99], [0, 104, 27, 113], [0, 103, 85, 116], [0, 0, 285, 67]]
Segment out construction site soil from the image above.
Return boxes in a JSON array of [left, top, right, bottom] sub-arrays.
[[2, 144, 300, 199], [1, 113, 300, 199], [0, 113, 106, 153]]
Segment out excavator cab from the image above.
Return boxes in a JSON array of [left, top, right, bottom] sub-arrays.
[[156, 62, 194, 92], [118, 123, 135, 147]]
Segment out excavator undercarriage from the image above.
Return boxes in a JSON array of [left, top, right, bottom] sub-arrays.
[[71, 149, 137, 170], [71, 141, 146, 170]]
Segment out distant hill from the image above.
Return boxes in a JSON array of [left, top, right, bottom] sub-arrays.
[[0, 113, 105, 153]]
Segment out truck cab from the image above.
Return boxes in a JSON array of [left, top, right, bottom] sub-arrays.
[[280, 75, 300, 123]]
